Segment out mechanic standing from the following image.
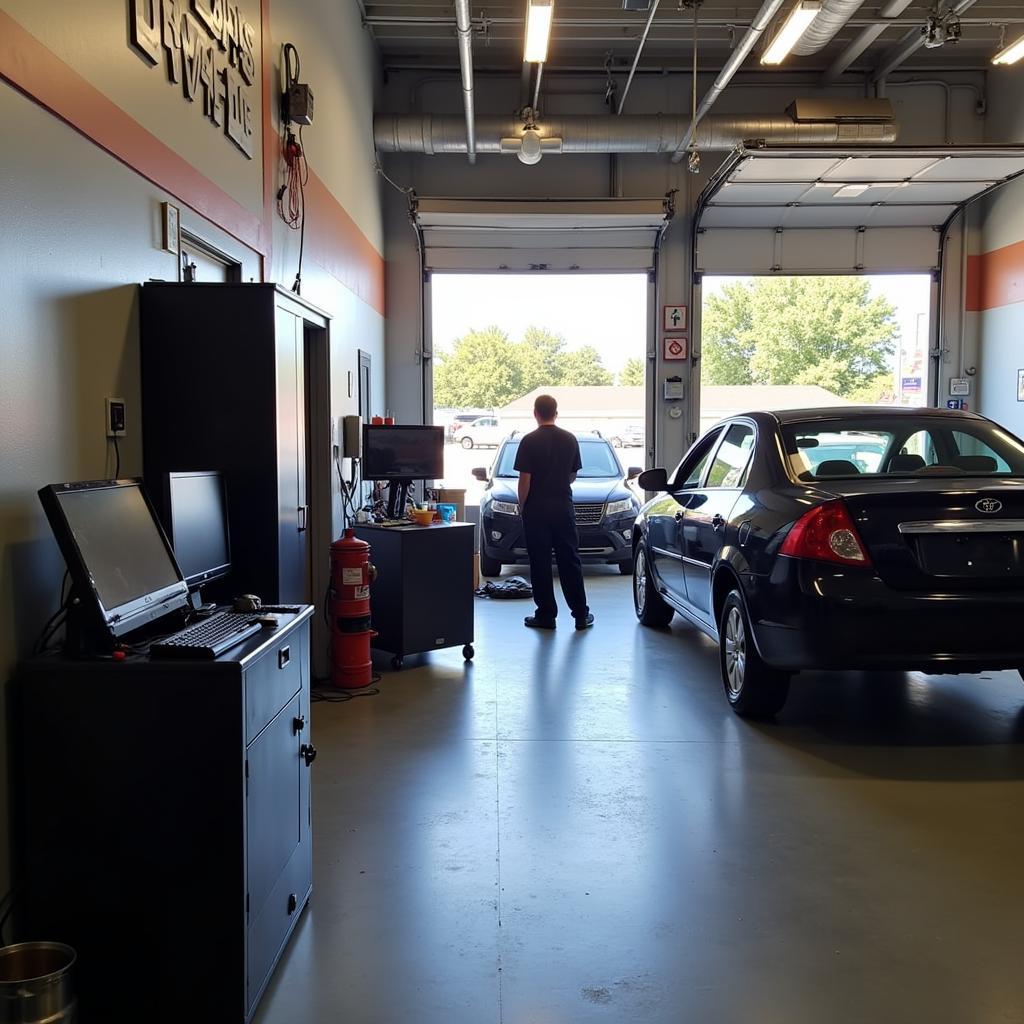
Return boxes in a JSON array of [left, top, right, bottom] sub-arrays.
[[514, 394, 594, 630]]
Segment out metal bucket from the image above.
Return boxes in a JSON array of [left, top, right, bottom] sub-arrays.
[[0, 943, 77, 1024]]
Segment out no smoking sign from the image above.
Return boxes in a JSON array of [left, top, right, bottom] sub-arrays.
[[663, 335, 688, 360]]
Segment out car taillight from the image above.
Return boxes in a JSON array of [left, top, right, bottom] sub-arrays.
[[779, 500, 872, 567]]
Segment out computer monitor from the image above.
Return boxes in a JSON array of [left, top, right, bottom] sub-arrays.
[[362, 425, 444, 481], [165, 471, 232, 590], [38, 479, 190, 640]]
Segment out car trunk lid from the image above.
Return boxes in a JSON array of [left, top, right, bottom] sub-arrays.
[[816, 477, 1024, 590]]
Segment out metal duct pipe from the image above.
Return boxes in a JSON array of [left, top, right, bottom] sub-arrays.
[[454, 0, 477, 164], [374, 113, 899, 154], [792, 0, 866, 56], [670, 0, 787, 164], [871, 0, 980, 84], [821, 0, 914, 84]]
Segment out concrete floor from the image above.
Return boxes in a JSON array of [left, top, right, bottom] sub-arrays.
[[255, 568, 1024, 1024]]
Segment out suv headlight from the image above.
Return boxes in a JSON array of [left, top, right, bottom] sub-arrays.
[[605, 498, 635, 517], [491, 500, 520, 516]]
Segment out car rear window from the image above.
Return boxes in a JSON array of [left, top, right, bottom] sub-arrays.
[[782, 417, 1024, 481], [494, 439, 621, 478]]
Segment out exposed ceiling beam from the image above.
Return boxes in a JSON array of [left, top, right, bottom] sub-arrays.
[[871, 0, 981, 83]]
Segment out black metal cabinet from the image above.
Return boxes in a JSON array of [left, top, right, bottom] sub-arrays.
[[353, 523, 475, 669], [16, 609, 315, 1024], [139, 283, 328, 606]]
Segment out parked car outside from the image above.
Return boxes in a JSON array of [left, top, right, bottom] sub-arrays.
[[632, 406, 1024, 718], [457, 416, 506, 449], [475, 434, 643, 576], [610, 424, 645, 449]]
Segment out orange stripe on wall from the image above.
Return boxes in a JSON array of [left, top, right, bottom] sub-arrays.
[[966, 239, 1024, 312], [0, 10, 267, 255]]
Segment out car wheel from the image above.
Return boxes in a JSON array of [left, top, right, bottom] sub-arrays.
[[461, 436, 474, 450], [633, 544, 674, 627], [479, 552, 502, 577], [719, 590, 789, 718]]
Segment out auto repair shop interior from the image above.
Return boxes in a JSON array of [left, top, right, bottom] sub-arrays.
[[3, 0, 1024, 1020]]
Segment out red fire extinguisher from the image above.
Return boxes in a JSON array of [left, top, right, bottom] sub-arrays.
[[329, 529, 376, 688]]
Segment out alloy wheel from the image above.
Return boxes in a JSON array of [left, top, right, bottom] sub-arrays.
[[634, 548, 646, 615], [724, 606, 746, 697]]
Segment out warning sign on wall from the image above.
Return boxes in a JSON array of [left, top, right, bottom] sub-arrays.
[[663, 305, 687, 331], [663, 336, 688, 360]]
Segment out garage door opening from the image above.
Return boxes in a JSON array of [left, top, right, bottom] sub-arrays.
[[430, 273, 649, 506], [698, 274, 932, 436]]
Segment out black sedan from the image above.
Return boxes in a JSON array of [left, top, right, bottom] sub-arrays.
[[632, 407, 1024, 718], [475, 434, 642, 577]]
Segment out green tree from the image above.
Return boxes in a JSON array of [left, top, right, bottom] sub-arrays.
[[619, 358, 645, 386], [433, 326, 525, 408], [701, 277, 898, 397], [560, 345, 614, 386]]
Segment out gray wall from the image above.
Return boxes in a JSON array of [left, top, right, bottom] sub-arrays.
[[0, 0, 384, 895]]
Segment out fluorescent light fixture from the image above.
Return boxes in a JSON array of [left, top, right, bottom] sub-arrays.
[[832, 184, 869, 198], [992, 32, 1024, 65], [760, 1, 821, 66], [524, 0, 554, 62]]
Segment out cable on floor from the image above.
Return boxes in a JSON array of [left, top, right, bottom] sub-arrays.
[[311, 677, 381, 703]]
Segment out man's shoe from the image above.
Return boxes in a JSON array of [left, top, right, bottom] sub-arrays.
[[524, 616, 556, 630], [574, 613, 595, 630]]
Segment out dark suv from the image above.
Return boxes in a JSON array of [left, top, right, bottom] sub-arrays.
[[474, 434, 642, 577]]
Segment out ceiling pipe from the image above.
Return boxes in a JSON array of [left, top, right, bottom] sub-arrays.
[[669, 0, 787, 164], [792, 0, 867, 56], [871, 0, 980, 84], [374, 112, 898, 155], [618, 0, 662, 114], [820, 0, 914, 83], [454, 0, 477, 164]]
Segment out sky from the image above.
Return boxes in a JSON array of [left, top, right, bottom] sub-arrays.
[[430, 271, 933, 381]]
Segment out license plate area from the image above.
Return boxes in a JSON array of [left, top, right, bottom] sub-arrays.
[[914, 532, 1024, 577]]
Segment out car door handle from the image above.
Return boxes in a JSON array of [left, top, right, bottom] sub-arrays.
[[712, 514, 726, 532]]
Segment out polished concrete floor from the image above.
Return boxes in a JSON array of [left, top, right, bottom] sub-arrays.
[[255, 569, 1024, 1024]]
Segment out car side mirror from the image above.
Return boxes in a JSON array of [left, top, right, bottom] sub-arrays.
[[471, 467, 489, 482], [626, 467, 643, 481], [637, 468, 668, 491]]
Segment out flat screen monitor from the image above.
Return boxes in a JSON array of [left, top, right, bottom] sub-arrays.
[[38, 479, 190, 638], [165, 471, 232, 589], [362, 425, 444, 481]]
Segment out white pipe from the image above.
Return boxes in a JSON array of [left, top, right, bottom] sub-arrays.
[[619, 0, 662, 115], [871, 0, 980, 84], [454, 0, 477, 164], [821, 0, 914, 84], [669, 0, 787, 164]]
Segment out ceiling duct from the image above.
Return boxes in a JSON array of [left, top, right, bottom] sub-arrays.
[[454, 0, 477, 164], [374, 111, 898, 156], [791, 0, 866, 56]]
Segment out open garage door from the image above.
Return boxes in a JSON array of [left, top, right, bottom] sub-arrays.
[[413, 197, 674, 272], [695, 147, 1024, 275]]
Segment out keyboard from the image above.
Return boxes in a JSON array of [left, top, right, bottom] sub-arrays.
[[149, 612, 262, 659]]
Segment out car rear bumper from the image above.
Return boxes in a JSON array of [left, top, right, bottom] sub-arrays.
[[747, 557, 1024, 672], [481, 514, 634, 565]]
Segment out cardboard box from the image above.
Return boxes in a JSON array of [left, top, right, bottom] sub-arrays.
[[436, 488, 466, 521]]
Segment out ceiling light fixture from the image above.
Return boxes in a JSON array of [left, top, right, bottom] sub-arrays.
[[524, 0, 554, 63], [760, 1, 821, 66], [832, 184, 870, 198], [992, 32, 1024, 65]]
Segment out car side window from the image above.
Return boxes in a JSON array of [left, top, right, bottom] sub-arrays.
[[705, 424, 755, 488], [671, 429, 723, 490]]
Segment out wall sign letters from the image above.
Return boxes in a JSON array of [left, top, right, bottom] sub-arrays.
[[129, 0, 256, 159]]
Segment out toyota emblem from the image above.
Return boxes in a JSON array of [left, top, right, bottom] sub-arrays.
[[976, 498, 1003, 514]]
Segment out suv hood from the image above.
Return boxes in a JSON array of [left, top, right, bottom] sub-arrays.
[[488, 477, 632, 504]]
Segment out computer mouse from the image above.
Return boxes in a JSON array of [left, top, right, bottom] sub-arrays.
[[255, 614, 280, 628]]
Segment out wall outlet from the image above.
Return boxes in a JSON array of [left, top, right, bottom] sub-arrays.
[[106, 398, 127, 438]]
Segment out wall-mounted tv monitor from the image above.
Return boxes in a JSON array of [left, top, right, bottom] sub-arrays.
[[362, 425, 444, 481], [38, 479, 190, 639], [165, 471, 232, 589]]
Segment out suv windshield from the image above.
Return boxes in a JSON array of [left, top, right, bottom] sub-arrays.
[[495, 438, 623, 478], [782, 417, 1024, 481]]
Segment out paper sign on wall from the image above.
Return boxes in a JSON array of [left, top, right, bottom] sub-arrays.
[[949, 378, 970, 396], [663, 336, 688, 360], [663, 305, 687, 331]]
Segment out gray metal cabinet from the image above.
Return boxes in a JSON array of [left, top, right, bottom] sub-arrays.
[[17, 609, 315, 1024]]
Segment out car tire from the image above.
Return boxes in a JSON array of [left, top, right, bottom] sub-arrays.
[[617, 559, 632, 576], [632, 544, 674, 627], [461, 436, 474, 450], [718, 590, 789, 718], [479, 552, 502, 577]]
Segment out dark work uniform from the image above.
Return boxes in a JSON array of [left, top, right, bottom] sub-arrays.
[[514, 424, 590, 622]]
